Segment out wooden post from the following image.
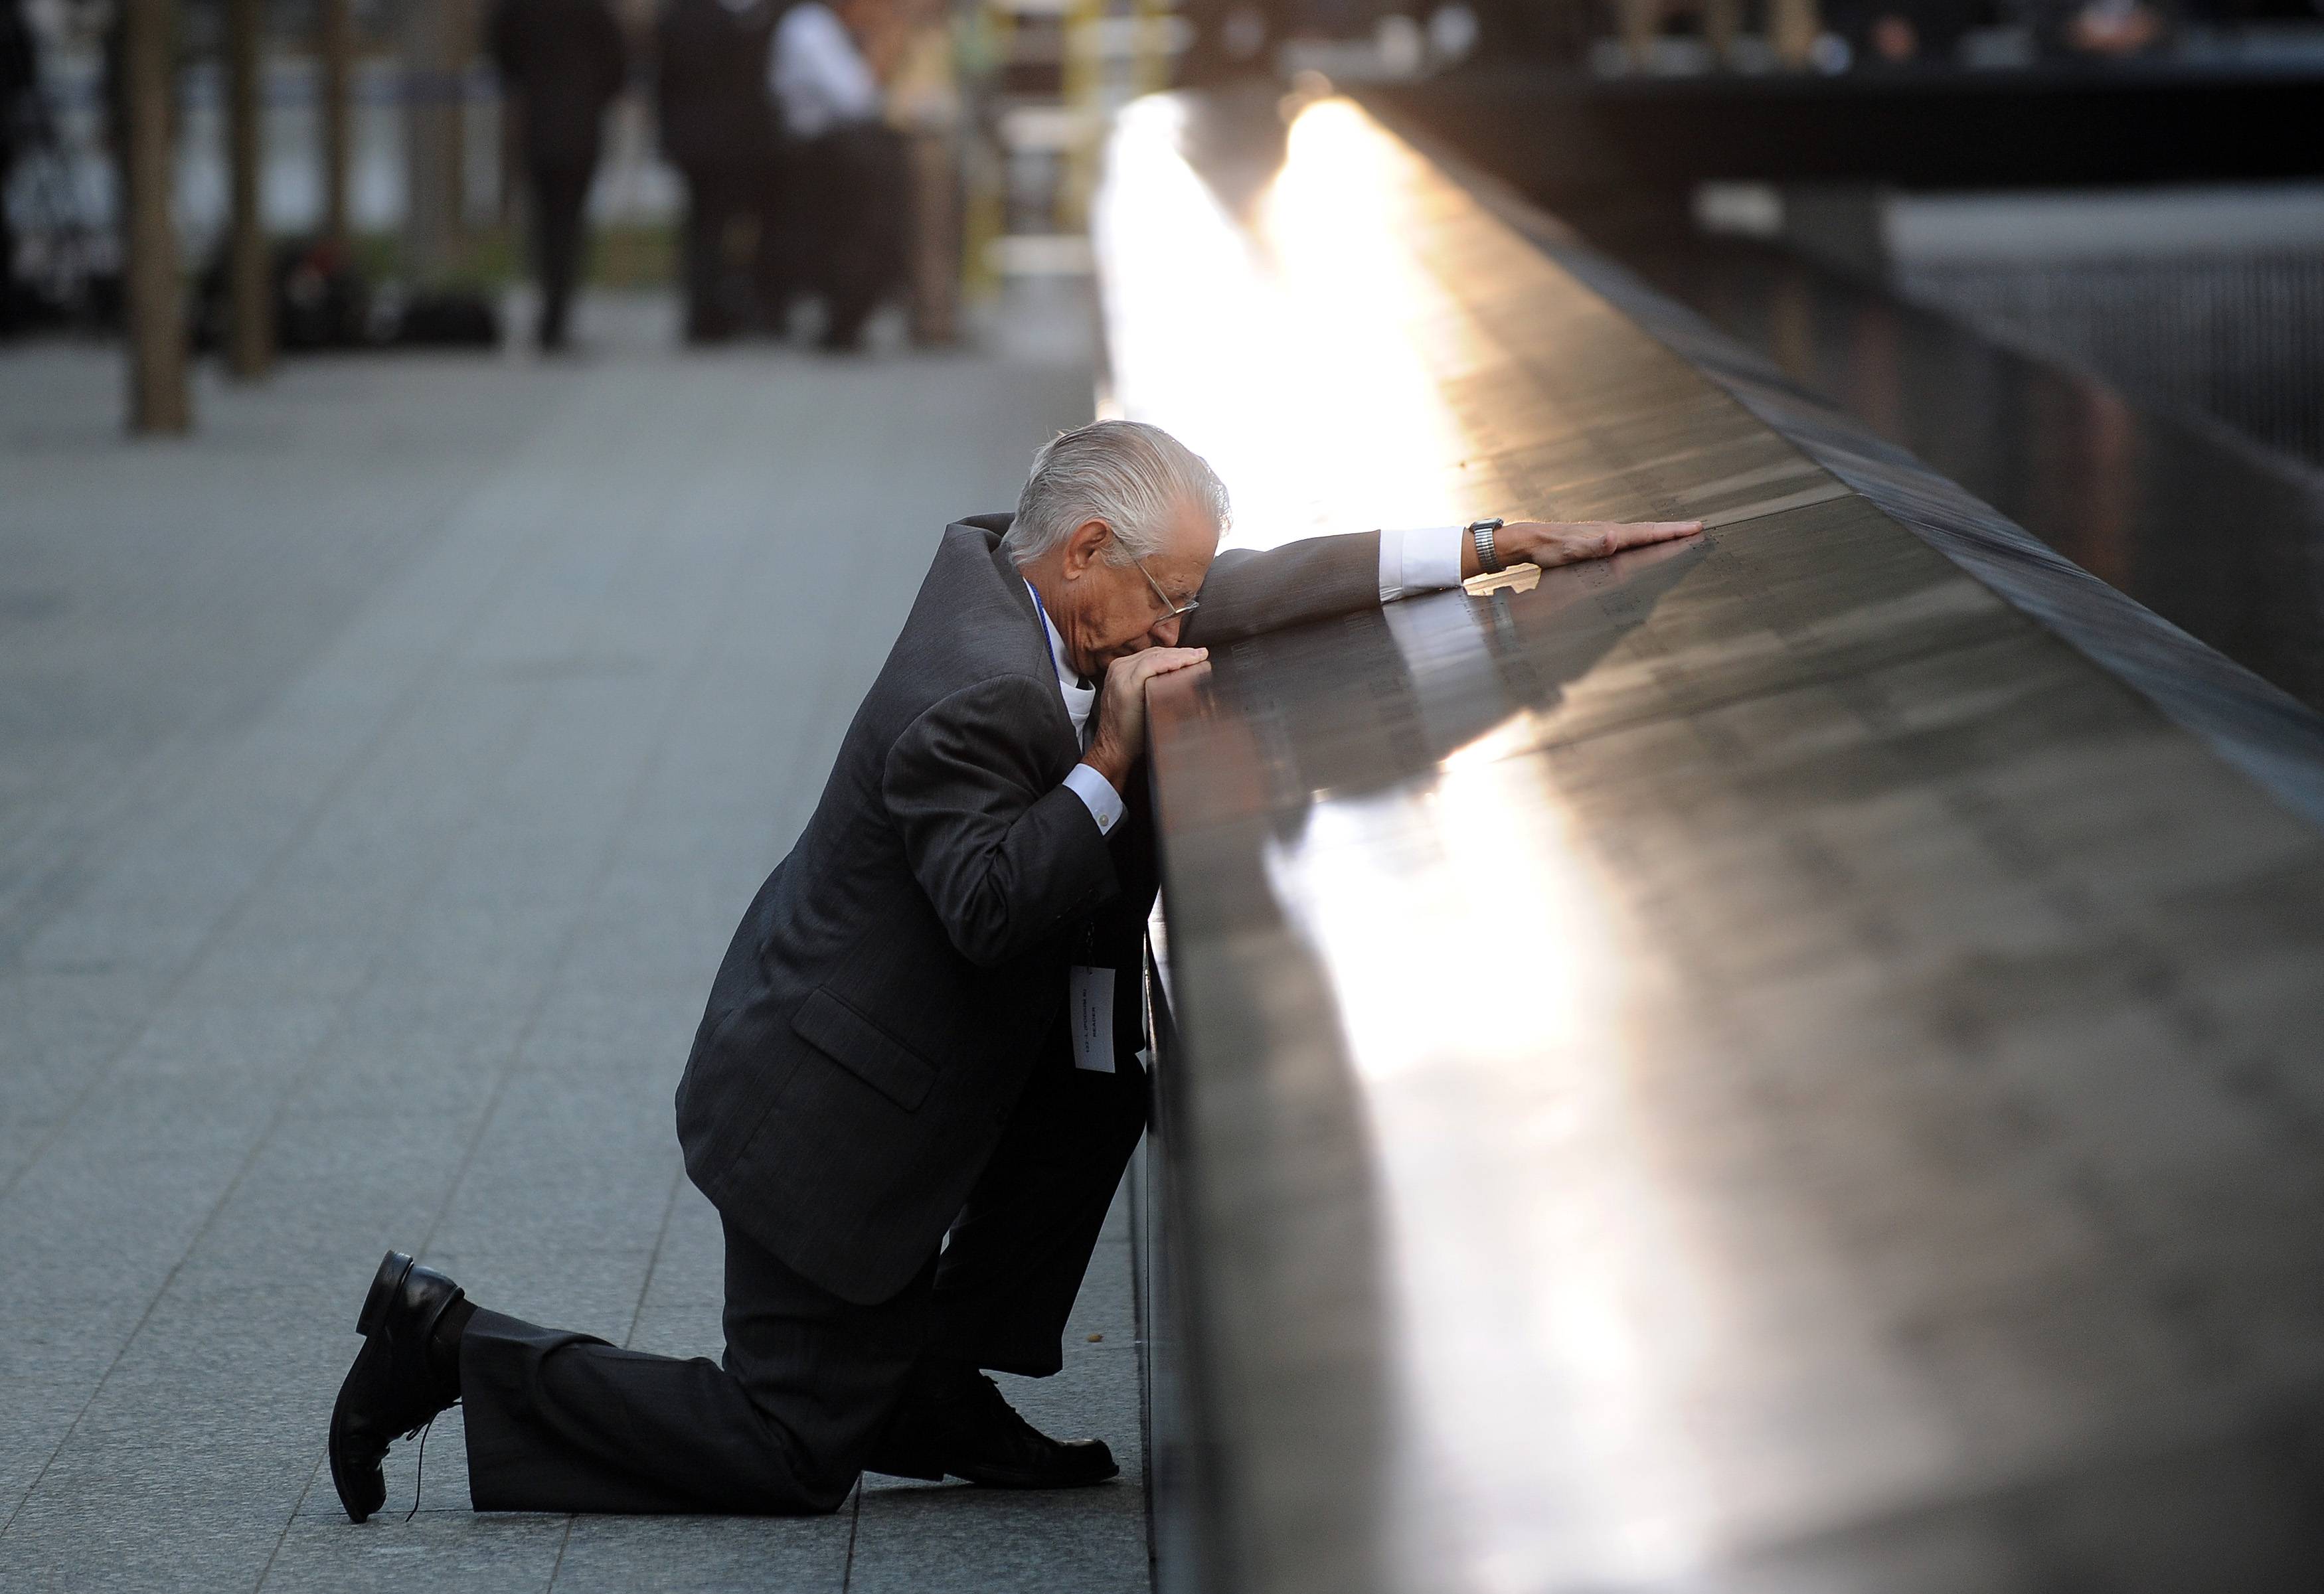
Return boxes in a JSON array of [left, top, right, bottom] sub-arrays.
[[123, 0, 191, 432], [1771, 0, 1821, 66], [444, 0, 471, 245], [321, 0, 354, 242], [1060, 0, 1100, 228], [1618, 0, 1658, 68], [402, 0, 467, 279], [1704, 0, 1741, 64], [226, 0, 273, 376]]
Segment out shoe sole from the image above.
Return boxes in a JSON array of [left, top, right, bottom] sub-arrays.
[[950, 1459, 1121, 1490], [329, 1250, 415, 1524], [861, 1446, 1118, 1488], [327, 1373, 386, 1524], [357, 1249, 416, 1336]]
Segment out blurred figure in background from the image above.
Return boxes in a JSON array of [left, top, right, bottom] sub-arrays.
[[0, 0, 39, 336], [657, 0, 777, 343], [772, 0, 906, 351], [2056, 0, 2169, 54], [753, 8, 802, 335], [489, 0, 629, 351], [1824, 0, 1980, 62]]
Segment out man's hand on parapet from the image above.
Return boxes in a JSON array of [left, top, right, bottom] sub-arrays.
[[1082, 647, 1210, 794], [1485, 519, 1703, 575]]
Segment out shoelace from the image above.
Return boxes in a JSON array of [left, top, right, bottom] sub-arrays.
[[402, 1403, 456, 1523]]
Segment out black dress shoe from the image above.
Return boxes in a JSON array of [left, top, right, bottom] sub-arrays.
[[329, 1249, 465, 1523], [867, 1362, 1118, 1489]]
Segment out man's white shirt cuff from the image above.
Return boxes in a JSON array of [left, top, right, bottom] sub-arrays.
[[1062, 761, 1126, 836], [1378, 526, 1468, 601]]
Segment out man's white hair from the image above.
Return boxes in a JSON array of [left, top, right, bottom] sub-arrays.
[[1003, 420, 1229, 570]]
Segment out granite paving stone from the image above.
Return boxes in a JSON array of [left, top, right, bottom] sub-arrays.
[[546, 1507, 857, 1594], [0, 289, 1148, 1592]]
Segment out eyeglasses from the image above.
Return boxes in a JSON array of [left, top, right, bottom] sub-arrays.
[[1129, 550, 1200, 625]]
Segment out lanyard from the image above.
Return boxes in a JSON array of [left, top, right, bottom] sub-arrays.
[[1027, 580, 1096, 690], [1025, 579, 1056, 657]]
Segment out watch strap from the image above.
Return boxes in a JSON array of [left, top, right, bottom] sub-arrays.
[[1468, 518, 1505, 575]]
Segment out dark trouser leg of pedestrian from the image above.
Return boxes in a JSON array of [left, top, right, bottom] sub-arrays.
[[864, 126, 910, 327], [804, 131, 853, 349], [0, 161, 18, 338], [904, 131, 959, 348], [752, 139, 799, 336], [816, 124, 909, 353], [528, 157, 596, 351], [680, 160, 742, 344], [459, 1218, 933, 1512], [928, 1049, 1149, 1376]]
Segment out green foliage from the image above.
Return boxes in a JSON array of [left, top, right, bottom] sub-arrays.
[[341, 224, 679, 289]]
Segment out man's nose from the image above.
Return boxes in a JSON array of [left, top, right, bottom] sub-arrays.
[[1151, 614, 1183, 647]]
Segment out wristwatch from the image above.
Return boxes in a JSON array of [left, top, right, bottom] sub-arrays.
[[1468, 518, 1505, 575]]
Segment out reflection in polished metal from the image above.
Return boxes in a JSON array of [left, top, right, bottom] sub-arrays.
[[1523, 229, 2324, 826], [1098, 96, 1475, 546], [1102, 88, 2324, 1594], [1584, 234, 2324, 720]]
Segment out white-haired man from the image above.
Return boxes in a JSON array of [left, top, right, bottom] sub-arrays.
[[327, 420, 1698, 1519]]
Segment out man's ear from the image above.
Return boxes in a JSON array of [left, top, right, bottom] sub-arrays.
[[1061, 518, 1110, 580]]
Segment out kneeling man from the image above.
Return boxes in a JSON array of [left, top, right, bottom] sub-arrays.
[[327, 419, 1697, 1518]]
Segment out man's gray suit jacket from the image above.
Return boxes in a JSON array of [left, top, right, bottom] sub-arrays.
[[675, 513, 1386, 1304]]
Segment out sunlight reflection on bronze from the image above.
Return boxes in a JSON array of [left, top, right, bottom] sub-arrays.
[[1110, 86, 2324, 1594]]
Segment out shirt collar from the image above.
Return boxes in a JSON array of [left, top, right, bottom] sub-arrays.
[[1025, 579, 1092, 697]]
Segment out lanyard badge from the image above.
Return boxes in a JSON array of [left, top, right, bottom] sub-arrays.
[[1070, 921, 1114, 1072]]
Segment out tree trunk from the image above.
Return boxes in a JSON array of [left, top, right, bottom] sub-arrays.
[[123, 0, 191, 432], [226, 0, 273, 377], [321, 0, 353, 243]]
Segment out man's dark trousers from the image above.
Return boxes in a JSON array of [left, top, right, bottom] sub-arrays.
[[460, 1051, 1147, 1513]]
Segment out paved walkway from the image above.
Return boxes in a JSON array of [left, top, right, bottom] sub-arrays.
[[0, 293, 1148, 1592]]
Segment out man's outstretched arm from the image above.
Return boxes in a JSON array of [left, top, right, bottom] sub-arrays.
[[1186, 520, 1702, 648]]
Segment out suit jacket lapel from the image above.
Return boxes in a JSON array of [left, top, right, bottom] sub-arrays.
[[961, 519, 1082, 775]]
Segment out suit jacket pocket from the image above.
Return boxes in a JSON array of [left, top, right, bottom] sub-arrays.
[[789, 987, 938, 1111]]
